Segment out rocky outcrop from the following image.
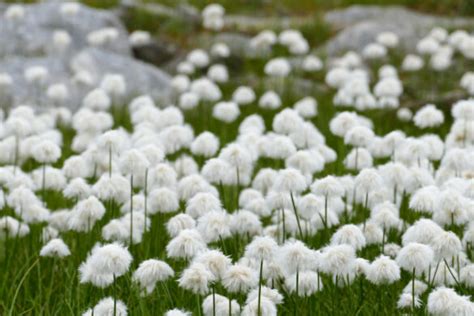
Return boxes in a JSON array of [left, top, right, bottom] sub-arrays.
[[0, 2, 171, 111], [324, 5, 474, 54]]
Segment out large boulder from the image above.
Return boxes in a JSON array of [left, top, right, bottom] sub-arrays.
[[0, 2, 171, 111], [0, 2, 130, 57], [324, 5, 474, 55], [72, 48, 171, 104]]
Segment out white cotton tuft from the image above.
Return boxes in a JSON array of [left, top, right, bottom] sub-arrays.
[[40, 238, 71, 258]]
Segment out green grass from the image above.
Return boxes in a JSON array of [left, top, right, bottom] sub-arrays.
[[0, 45, 470, 314], [134, 0, 474, 16], [0, 1, 473, 315]]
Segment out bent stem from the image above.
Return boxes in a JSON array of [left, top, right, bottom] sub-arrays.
[[8, 257, 39, 316], [290, 192, 304, 240], [430, 260, 441, 287], [443, 258, 461, 287]]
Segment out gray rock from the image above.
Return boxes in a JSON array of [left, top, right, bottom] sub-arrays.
[[118, 0, 201, 27], [0, 48, 171, 110], [71, 48, 171, 104], [224, 14, 313, 32], [0, 2, 130, 57], [324, 5, 474, 55], [132, 40, 179, 66], [0, 2, 171, 111]]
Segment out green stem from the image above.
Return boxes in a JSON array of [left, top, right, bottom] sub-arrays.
[[8, 257, 39, 316], [197, 294, 202, 316], [411, 268, 415, 314], [290, 192, 304, 240], [257, 259, 263, 316], [42, 163, 46, 199], [113, 273, 117, 316], [109, 145, 112, 177], [130, 173, 134, 247], [212, 285, 216, 316]]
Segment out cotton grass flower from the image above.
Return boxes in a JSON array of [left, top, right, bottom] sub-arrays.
[[179, 262, 215, 295], [213, 101, 240, 123], [165, 309, 191, 316], [427, 287, 474, 316], [319, 244, 356, 279], [39, 238, 71, 258], [414, 104, 445, 128], [397, 293, 422, 310], [83, 297, 128, 316], [133, 259, 174, 295], [366, 255, 400, 285], [166, 229, 206, 259], [241, 297, 277, 316], [233, 86, 256, 105], [91, 243, 133, 277], [222, 263, 258, 293], [331, 224, 366, 251], [396, 242, 434, 311], [202, 294, 240, 316]]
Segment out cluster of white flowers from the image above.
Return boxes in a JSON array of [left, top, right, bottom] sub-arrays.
[[2, 3, 474, 316]]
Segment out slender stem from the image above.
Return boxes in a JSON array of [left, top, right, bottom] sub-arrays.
[[282, 208, 286, 243], [290, 192, 304, 240], [4, 229, 8, 267], [8, 257, 39, 316], [219, 235, 227, 254], [212, 285, 216, 316], [363, 192, 369, 229], [13, 135, 19, 174], [219, 181, 226, 210], [129, 173, 134, 247], [257, 259, 263, 316], [430, 260, 441, 287], [295, 267, 300, 316], [109, 144, 112, 177], [88, 217, 92, 248], [354, 147, 359, 171], [113, 273, 117, 316], [42, 163, 46, 199], [381, 226, 386, 254], [393, 185, 397, 204], [235, 165, 240, 211], [411, 268, 415, 314], [443, 258, 460, 287], [197, 294, 202, 316], [144, 168, 148, 237]]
